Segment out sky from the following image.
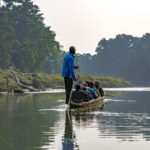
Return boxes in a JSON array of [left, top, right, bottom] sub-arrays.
[[34, 0, 150, 54]]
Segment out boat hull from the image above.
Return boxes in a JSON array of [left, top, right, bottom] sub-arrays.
[[70, 96, 104, 109]]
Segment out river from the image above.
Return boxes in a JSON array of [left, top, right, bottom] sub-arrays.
[[0, 88, 150, 150]]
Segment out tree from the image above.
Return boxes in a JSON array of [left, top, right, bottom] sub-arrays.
[[79, 34, 150, 85], [0, 9, 15, 69], [1, 0, 62, 73]]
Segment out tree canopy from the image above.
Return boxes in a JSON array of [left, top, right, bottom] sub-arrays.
[[79, 34, 150, 86], [0, 0, 62, 73]]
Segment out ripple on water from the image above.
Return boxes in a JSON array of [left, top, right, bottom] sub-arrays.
[[57, 99, 65, 102], [38, 104, 67, 112], [94, 111, 150, 141], [104, 87, 150, 92], [104, 98, 136, 103]]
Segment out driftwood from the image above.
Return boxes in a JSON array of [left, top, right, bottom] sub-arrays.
[[10, 67, 39, 92]]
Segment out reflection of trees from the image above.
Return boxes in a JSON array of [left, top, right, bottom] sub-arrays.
[[0, 93, 64, 150]]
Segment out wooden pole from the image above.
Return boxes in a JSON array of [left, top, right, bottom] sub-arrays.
[[67, 67, 79, 110], [67, 79, 75, 110]]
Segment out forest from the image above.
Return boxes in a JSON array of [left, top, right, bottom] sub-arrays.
[[79, 34, 150, 86], [0, 0, 65, 73], [0, 0, 150, 86]]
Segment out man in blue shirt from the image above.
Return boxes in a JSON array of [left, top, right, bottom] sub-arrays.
[[62, 46, 79, 104]]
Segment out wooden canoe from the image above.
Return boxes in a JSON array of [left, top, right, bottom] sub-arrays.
[[70, 96, 104, 109]]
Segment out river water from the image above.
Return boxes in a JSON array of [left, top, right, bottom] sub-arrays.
[[0, 88, 150, 150]]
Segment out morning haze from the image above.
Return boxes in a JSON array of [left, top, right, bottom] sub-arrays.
[[1, 1, 150, 150], [34, 0, 150, 54]]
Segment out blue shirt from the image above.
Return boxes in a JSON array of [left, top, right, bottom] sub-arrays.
[[62, 53, 75, 79], [87, 88, 97, 99]]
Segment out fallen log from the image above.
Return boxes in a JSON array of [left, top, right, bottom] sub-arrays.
[[10, 67, 39, 92]]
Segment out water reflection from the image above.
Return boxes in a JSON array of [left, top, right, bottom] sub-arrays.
[[62, 111, 79, 150], [62, 91, 150, 149], [62, 102, 104, 150], [72, 102, 104, 123], [0, 93, 65, 150], [1, 89, 150, 150], [97, 91, 150, 142]]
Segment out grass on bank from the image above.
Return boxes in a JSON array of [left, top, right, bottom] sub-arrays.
[[0, 69, 132, 92], [76, 74, 132, 87]]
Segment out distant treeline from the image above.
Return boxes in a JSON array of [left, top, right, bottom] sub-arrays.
[[79, 34, 150, 86], [0, 0, 65, 73]]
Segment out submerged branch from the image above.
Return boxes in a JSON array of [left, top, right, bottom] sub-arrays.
[[10, 67, 39, 92]]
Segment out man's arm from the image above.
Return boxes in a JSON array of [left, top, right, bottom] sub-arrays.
[[68, 58, 75, 79], [74, 66, 79, 69]]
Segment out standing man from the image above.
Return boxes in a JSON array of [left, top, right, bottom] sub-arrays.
[[62, 46, 79, 104]]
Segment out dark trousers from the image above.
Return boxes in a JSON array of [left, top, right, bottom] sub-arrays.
[[64, 78, 73, 104]]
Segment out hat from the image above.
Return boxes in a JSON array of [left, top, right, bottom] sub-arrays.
[[89, 81, 95, 86]]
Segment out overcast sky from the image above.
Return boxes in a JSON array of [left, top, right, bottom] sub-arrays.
[[34, 0, 150, 54]]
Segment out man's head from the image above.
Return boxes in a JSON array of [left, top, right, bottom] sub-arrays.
[[82, 82, 88, 88], [89, 81, 95, 88], [85, 81, 90, 87], [95, 82, 99, 89], [69, 46, 76, 55], [75, 84, 81, 90], [82, 82, 88, 91]]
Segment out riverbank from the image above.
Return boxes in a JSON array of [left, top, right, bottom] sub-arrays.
[[0, 69, 132, 92]]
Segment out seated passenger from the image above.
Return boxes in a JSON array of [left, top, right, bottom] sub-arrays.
[[87, 81, 99, 99], [85, 81, 90, 87], [95, 82, 105, 97], [71, 84, 91, 103], [82, 82, 92, 99], [90, 81, 100, 97]]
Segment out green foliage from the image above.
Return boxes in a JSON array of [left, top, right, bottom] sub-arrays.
[[0, 0, 62, 73], [0, 69, 21, 91], [77, 74, 131, 87], [0, 9, 15, 69], [0, 70, 131, 91], [79, 34, 150, 86]]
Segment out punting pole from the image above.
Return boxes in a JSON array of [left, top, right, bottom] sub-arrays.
[[67, 70, 78, 110]]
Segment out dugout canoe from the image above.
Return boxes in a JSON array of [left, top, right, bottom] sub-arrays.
[[70, 96, 104, 109]]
